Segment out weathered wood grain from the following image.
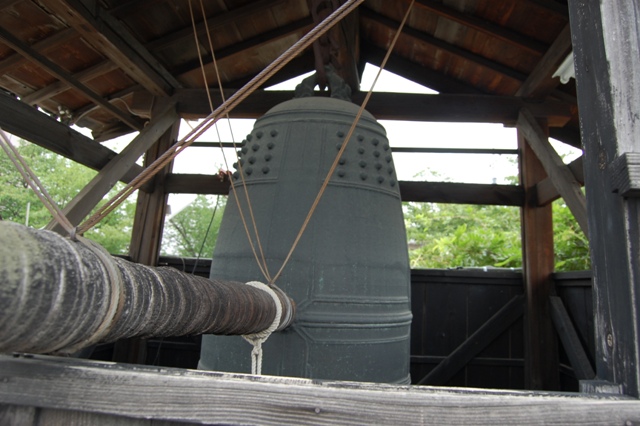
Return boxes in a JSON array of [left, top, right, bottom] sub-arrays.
[[1, 355, 639, 425]]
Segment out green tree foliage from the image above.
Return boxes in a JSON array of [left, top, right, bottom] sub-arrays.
[[162, 195, 226, 258], [552, 199, 590, 270], [0, 141, 135, 254], [405, 202, 522, 269], [405, 199, 590, 271]]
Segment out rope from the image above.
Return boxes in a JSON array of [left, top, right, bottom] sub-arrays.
[[0, 128, 76, 238], [76, 0, 364, 236], [269, 0, 416, 284], [196, 0, 272, 282], [242, 281, 282, 375]]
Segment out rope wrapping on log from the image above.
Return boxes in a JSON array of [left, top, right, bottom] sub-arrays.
[[0, 221, 294, 355]]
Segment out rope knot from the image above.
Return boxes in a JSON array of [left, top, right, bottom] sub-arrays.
[[241, 281, 282, 375]]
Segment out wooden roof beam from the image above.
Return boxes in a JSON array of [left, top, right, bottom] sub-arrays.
[[517, 108, 588, 236], [414, 0, 547, 56], [360, 7, 527, 84], [0, 26, 143, 131], [43, 0, 180, 96], [173, 89, 572, 126], [516, 24, 573, 98], [0, 91, 144, 185]]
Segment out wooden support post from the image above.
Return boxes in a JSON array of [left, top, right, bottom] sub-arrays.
[[46, 101, 178, 235], [569, 0, 640, 397], [416, 295, 524, 386], [128, 115, 180, 266], [519, 122, 559, 390], [113, 105, 180, 365]]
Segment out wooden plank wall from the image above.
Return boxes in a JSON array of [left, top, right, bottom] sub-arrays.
[[410, 269, 525, 389]]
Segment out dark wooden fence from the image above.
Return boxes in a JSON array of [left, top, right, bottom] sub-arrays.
[[91, 257, 594, 392]]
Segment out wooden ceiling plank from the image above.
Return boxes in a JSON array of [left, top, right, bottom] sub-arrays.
[[525, 0, 569, 18], [0, 26, 143, 130], [517, 108, 588, 236], [46, 101, 179, 233], [163, 173, 525, 206], [0, 90, 144, 184], [414, 0, 547, 56], [0, 27, 76, 76], [516, 24, 572, 98], [225, 50, 316, 90], [145, 0, 290, 52], [173, 89, 572, 126], [43, 0, 177, 96], [172, 17, 314, 78], [0, 0, 22, 10], [360, 7, 527, 83], [21, 60, 119, 105], [361, 41, 482, 94]]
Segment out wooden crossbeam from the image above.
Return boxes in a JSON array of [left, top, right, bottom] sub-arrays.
[[416, 295, 525, 385], [43, 0, 179, 96], [517, 108, 588, 237], [549, 296, 596, 380], [174, 89, 572, 126], [516, 24, 573, 99], [46, 101, 178, 234], [0, 26, 143, 131], [360, 7, 527, 84], [163, 174, 524, 206], [0, 91, 144, 185], [414, 0, 547, 56]]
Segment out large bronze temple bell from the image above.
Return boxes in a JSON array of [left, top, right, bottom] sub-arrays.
[[199, 93, 412, 384]]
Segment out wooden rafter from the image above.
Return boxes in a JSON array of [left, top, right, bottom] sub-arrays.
[[414, 0, 547, 56], [0, 91, 144, 185], [21, 60, 119, 105], [171, 17, 314, 78], [517, 108, 588, 237], [0, 26, 143, 131], [516, 24, 573, 98], [361, 42, 482, 94], [0, 27, 76, 76], [360, 7, 527, 84], [144, 0, 290, 52], [43, 0, 180, 96], [47, 101, 178, 234]]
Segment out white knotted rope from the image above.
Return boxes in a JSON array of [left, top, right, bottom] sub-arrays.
[[242, 281, 282, 375]]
